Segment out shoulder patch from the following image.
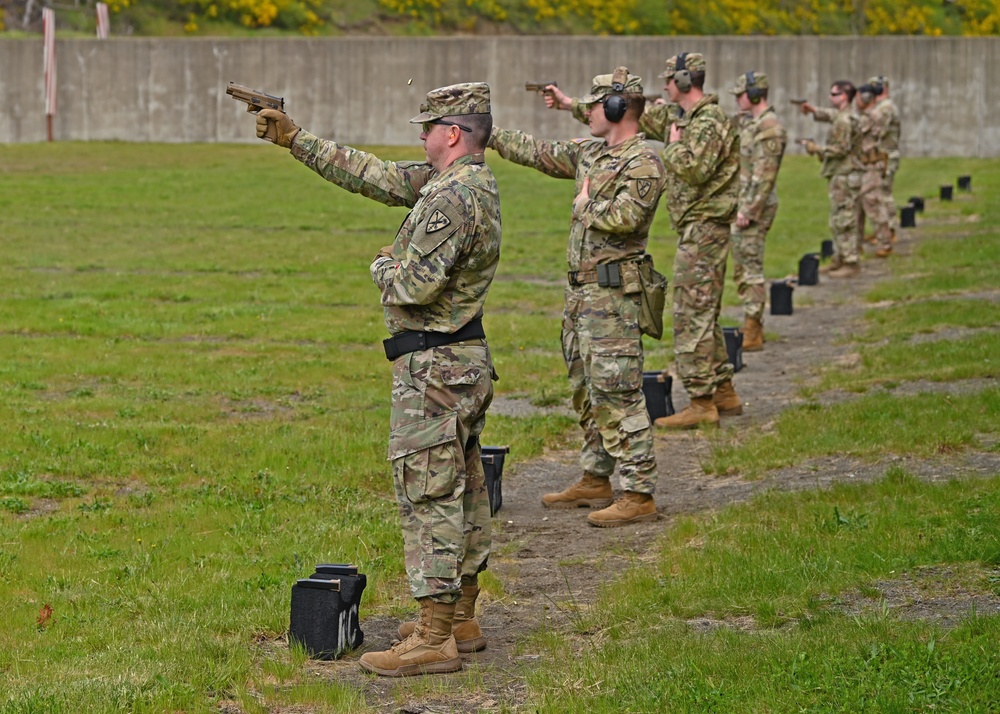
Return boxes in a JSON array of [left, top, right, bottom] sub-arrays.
[[637, 179, 652, 199], [426, 209, 452, 233]]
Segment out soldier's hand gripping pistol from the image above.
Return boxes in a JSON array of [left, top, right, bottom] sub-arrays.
[[226, 82, 299, 147]]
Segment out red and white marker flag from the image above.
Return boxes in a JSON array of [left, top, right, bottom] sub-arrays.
[[96, 2, 110, 39], [43, 7, 57, 140]]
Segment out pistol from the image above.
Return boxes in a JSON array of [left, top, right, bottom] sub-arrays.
[[226, 82, 285, 143], [525, 81, 558, 94], [789, 98, 808, 105]]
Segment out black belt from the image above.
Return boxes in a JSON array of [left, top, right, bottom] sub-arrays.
[[382, 319, 486, 361]]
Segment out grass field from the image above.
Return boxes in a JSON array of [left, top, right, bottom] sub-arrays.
[[0, 141, 997, 712]]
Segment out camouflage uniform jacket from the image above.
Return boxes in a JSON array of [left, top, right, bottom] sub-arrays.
[[873, 98, 901, 174], [488, 128, 665, 273], [636, 101, 682, 141], [660, 94, 740, 230], [857, 108, 888, 173], [738, 106, 787, 222], [291, 130, 502, 336], [815, 107, 862, 179]]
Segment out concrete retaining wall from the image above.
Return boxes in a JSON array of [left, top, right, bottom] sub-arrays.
[[1, 36, 997, 156]]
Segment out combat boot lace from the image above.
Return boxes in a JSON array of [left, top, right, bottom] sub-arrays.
[[587, 491, 657, 527], [398, 583, 486, 653], [713, 380, 744, 416], [359, 598, 461, 677]]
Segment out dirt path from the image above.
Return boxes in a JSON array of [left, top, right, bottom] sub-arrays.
[[313, 220, 1000, 712]]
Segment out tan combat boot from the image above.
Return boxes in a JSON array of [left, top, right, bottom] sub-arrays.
[[863, 232, 877, 244], [742, 316, 764, 352], [875, 246, 893, 258], [828, 262, 861, 278], [398, 583, 486, 653], [819, 256, 843, 275], [359, 598, 461, 677], [654, 395, 719, 429], [588, 491, 657, 527], [541, 473, 613, 509], [713, 380, 743, 416]]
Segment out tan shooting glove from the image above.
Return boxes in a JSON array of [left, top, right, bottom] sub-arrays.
[[256, 109, 300, 148], [802, 140, 819, 155]]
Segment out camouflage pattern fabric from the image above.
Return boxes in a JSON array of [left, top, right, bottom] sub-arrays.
[[874, 97, 901, 230], [488, 129, 665, 273], [658, 95, 738, 399], [856, 109, 893, 250], [389, 342, 494, 600], [875, 98, 901, 176], [672, 220, 734, 398], [812, 107, 861, 180], [293, 131, 502, 335], [661, 94, 740, 230], [488, 127, 664, 491], [410, 82, 492, 123], [732, 106, 786, 321], [736, 106, 786, 223], [636, 101, 682, 141], [290, 128, 501, 601], [811, 106, 838, 123], [562, 284, 656, 492], [829, 172, 862, 263], [731, 201, 777, 322], [810, 108, 862, 262]]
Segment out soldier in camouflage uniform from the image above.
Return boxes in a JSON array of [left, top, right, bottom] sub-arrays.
[[548, 56, 743, 427], [491, 68, 666, 528], [649, 52, 743, 429], [854, 84, 894, 258], [800, 81, 863, 278], [727, 71, 787, 352], [255, 83, 500, 677], [865, 75, 901, 250]]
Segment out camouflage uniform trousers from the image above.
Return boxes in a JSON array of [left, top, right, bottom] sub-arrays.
[[882, 172, 898, 232], [731, 199, 778, 322], [828, 171, 862, 264], [858, 168, 893, 250], [389, 341, 494, 602], [561, 284, 657, 494], [673, 220, 734, 399]]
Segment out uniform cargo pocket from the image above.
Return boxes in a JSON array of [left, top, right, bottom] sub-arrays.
[[589, 338, 642, 394]]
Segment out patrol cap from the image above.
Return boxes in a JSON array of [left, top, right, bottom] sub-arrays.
[[579, 67, 643, 105], [659, 52, 706, 80], [729, 71, 769, 95], [409, 82, 491, 124]]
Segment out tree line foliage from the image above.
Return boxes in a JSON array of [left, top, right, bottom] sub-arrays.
[[2, 0, 999, 36]]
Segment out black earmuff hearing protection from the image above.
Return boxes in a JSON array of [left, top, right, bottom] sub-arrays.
[[745, 71, 763, 104], [603, 67, 629, 123], [871, 76, 885, 95], [673, 52, 692, 93]]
